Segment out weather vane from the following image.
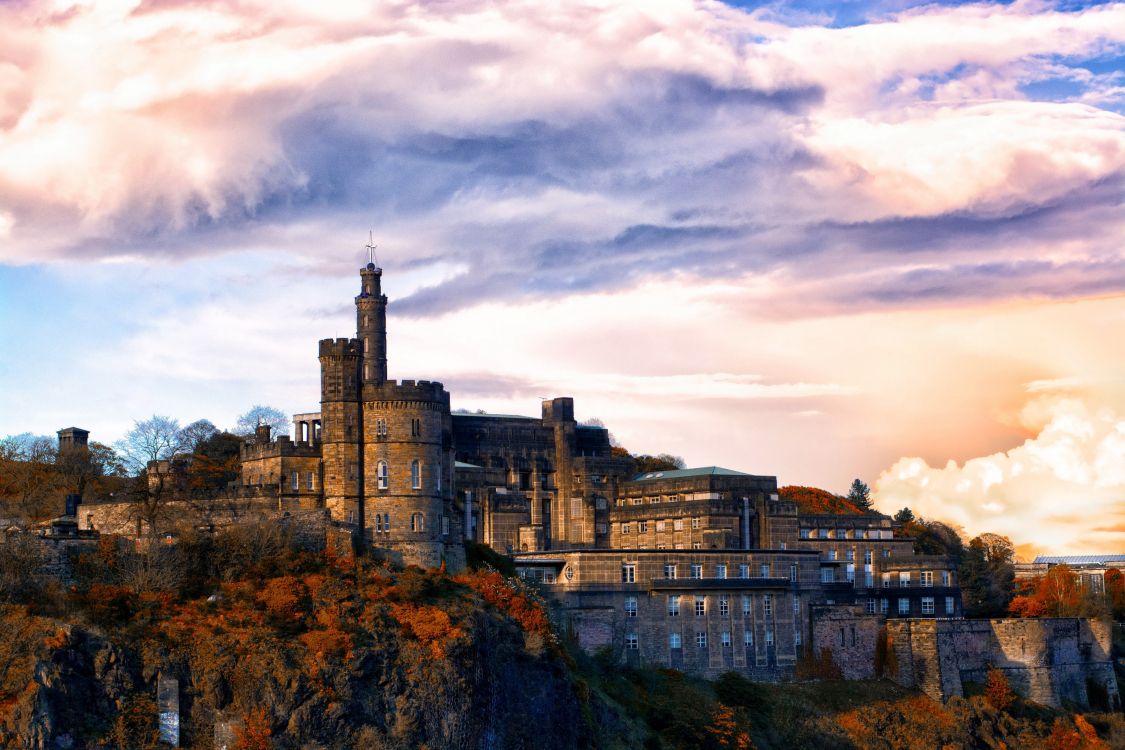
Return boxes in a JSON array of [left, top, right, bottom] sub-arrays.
[[365, 230, 379, 267]]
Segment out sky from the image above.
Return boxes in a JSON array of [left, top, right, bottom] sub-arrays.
[[0, 0, 1123, 557]]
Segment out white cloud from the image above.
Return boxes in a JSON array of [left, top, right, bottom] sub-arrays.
[[874, 396, 1125, 555]]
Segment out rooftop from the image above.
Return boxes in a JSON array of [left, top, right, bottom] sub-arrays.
[[629, 466, 750, 482], [1032, 554, 1125, 565], [451, 412, 537, 421]]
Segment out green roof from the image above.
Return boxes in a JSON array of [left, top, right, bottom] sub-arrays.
[[629, 466, 750, 482]]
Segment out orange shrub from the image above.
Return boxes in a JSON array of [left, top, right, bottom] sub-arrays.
[[256, 576, 308, 625], [234, 707, 273, 750], [389, 603, 464, 659], [984, 668, 1015, 712]]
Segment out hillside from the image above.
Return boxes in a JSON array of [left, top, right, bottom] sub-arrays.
[[778, 485, 869, 515]]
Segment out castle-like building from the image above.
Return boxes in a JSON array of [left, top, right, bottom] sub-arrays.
[[232, 260, 963, 679]]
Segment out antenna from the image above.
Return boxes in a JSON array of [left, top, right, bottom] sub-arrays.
[[365, 231, 379, 268]]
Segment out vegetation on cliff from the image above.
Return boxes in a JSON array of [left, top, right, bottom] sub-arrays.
[[777, 486, 869, 515]]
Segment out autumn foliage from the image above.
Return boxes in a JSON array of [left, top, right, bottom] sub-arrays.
[[984, 668, 1015, 712], [778, 486, 868, 515], [1009, 564, 1092, 618]]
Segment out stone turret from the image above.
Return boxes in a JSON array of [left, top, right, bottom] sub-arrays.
[[319, 337, 363, 532], [356, 263, 388, 385]]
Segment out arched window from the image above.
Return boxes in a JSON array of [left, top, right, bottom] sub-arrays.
[[377, 461, 388, 490], [411, 460, 421, 489], [411, 512, 424, 532]]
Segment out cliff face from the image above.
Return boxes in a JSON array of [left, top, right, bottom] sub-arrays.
[[0, 565, 602, 749]]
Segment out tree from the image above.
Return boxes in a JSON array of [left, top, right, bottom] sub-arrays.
[[1104, 568, 1125, 621], [893, 507, 915, 524], [0, 433, 60, 520], [234, 405, 289, 438], [984, 667, 1015, 712], [910, 520, 964, 562], [55, 441, 126, 500], [632, 453, 686, 474], [846, 479, 872, 511], [960, 534, 1015, 617], [115, 416, 184, 475], [178, 419, 219, 452], [1008, 564, 1104, 618]]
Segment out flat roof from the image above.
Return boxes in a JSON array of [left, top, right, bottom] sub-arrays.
[[1032, 554, 1125, 565], [451, 412, 538, 420]]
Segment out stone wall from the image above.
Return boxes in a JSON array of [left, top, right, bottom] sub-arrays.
[[809, 606, 883, 680], [887, 618, 1121, 710]]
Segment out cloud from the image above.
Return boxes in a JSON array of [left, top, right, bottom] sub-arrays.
[[0, 0, 1123, 316], [874, 395, 1125, 555]]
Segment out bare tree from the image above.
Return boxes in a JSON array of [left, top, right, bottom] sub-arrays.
[[233, 405, 289, 438], [115, 416, 184, 476], [0, 434, 61, 521], [178, 419, 219, 452]]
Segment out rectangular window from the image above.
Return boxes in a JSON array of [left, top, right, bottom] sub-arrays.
[[621, 564, 635, 583], [291, 471, 299, 491], [846, 549, 855, 561], [670, 632, 682, 649], [941, 571, 951, 587], [696, 631, 707, 649], [790, 564, 798, 582], [763, 594, 772, 618], [306, 471, 314, 490], [664, 563, 677, 579], [719, 595, 729, 617], [655, 520, 666, 532], [899, 572, 911, 587], [441, 516, 449, 536], [673, 519, 684, 531], [739, 564, 750, 579], [691, 564, 703, 579], [945, 596, 955, 615], [898, 598, 910, 615], [571, 498, 583, 518], [800, 528, 810, 539], [760, 564, 770, 578], [882, 572, 891, 588], [639, 521, 648, 533], [695, 595, 706, 616], [921, 597, 935, 615], [793, 597, 800, 616], [846, 563, 855, 583], [821, 568, 834, 583], [880, 598, 889, 614], [625, 633, 638, 650], [621, 523, 631, 535], [625, 596, 638, 617], [668, 595, 680, 617], [716, 564, 727, 579], [721, 631, 731, 648], [795, 628, 802, 646], [765, 629, 773, 647], [920, 571, 933, 588], [744, 630, 753, 646], [865, 598, 876, 614], [691, 542, 702, 550], [864, 550, 873, 564], [691, 517, 701, 529], [742, 595, 751, 616]]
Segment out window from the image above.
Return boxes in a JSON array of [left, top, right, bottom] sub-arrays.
[[795, 628, 802, 646], [376, 418, 387, 436], [742, 595, 752, 616], [664, 564, 677, 579], [846, 564, 855, 583], [898, 598, 910, 615], [763, 595, 772, 618], [668, 595, 680, 617], [347, 462, 358, 481], [790, 564, 798, 582], [793, 597, 800, 616], [800, 528, 810, 539], [696, 632, 707, 649], [880, 598, 889, 614], [691, 517, 701, 530], [622, 564, 636, 583], [945, 596, 955, 615], [821, 568, 834, 583], [596, 523, 608, 535], [377, 461, 388, 490], [721, 631, 731, 648], [670, 632, 682, 649], [384, 514, 390, 532], [595, 497, 607, 510], [375, 514, 383, 533], [441, 515, 449, 536], [719, 595, 729, 617], [827, 549, 838, 561], [744, 630, 753, 647], [765, 629, 773, 647], [882, 573, 891, 588], [571, 498, 583, 518], [920, 571, 933, 588], [625, 633, 638, 650], [347, 510, 355, 524], [673, 519, 684, 531], [306, 471, 314, 490], [437, 466, 442, 492], [846, 549, 855, 561], [739, 564, 750, 579], [410, 513, 424, 533], [638, 521, 647, 533], [290, 471, 299, 491], [411, 460, 421, 489], [899, 572, 911, 587], [621, 523, 631, 535], [411, 418, 421, 437], [695, 596, 706, 616], [921, 597, 935, 615], [760, 564, 770, 578], [655, 520, 666, 532], [715, 564, 727, 579], [691, 542, 702, 550], [625, 596, 638, 617], [941, 571, 951, 587], [865, 598, 876, 614], [864, 550, 873, 564], [691, 564, 703, 579]]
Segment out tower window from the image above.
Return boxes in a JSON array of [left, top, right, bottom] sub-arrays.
[[291, 471, 299, 491], [411, 460, 421, 489], [411, 512, 424, 533], [377, 461, 388, 490], [306, 471, 314, 491]]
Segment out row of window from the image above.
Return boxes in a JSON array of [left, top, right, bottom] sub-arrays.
[[627, 629, 780, 651], [879, 571, 952, 587], [621, 563, 796, 582], [863, 596, 955, 615], [620, 518, 703, 534], [372, 460, 441, 491], [371, 418, 425, 438], [653, 593, 792, 619], [800, 528, 894, 540], [289, 471, 316, 491]]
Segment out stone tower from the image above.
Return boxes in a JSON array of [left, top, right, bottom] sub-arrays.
[[319, 257, 462, 570]]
